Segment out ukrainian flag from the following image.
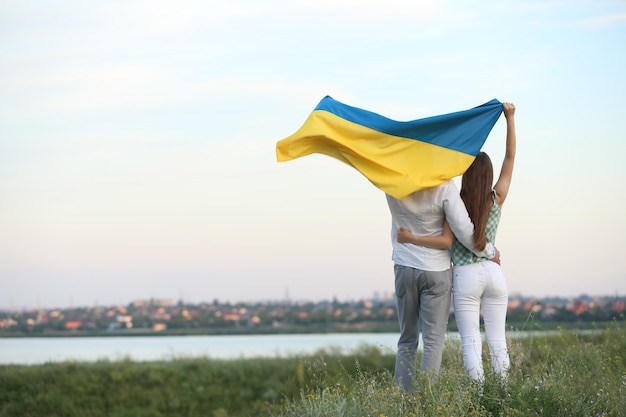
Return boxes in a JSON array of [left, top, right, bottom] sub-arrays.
[[276, 96, 503, 199]]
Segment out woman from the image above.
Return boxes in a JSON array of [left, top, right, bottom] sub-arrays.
[[396, 102, 516, 382]]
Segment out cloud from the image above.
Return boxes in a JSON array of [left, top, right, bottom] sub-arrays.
[[580, 12, 626, 28]]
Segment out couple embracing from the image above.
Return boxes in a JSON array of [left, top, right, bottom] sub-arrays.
[[388, 102, 516, 393]]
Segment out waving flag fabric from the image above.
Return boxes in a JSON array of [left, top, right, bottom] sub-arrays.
[[276, 96, 503, 199]]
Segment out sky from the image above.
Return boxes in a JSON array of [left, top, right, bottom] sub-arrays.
[[1, 1, 625, 310]]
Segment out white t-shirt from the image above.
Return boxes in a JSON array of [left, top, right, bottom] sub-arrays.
[[386, 180, 494, 271]]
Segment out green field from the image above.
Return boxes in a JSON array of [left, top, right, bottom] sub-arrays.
[[1, 321, 624, 417]]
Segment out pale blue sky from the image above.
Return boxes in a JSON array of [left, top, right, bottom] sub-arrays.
[[1, 1, 625, 309]]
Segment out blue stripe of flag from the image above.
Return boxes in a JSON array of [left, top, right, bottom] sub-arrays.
[[314, 96, 503, 156]]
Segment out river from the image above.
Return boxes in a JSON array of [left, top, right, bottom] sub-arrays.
[[0, 329, 578, 365], [0, 333, 403, 365]]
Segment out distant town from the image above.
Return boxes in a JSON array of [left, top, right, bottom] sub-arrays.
[[1, 293, 624, 336]]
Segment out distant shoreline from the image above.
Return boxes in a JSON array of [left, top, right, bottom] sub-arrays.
[[0, 320, 613, 338]]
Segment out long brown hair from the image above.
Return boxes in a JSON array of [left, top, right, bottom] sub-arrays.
[[460, 152, 493, 251]]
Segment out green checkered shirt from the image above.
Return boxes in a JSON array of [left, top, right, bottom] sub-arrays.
[[450, 192, 501, 266]]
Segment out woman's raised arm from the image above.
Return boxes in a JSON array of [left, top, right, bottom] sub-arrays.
[[494, 102, 516, 206]]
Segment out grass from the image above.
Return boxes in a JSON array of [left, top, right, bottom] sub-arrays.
[[277, 320, 626, 417], [0, 320, 624, 417]]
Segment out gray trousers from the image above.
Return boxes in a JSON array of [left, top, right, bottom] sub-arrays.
[[393, 264, 452, 392]]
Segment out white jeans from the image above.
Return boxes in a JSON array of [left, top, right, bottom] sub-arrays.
[[453, 261, 509, 382]]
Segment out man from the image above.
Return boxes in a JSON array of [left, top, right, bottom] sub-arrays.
[[387, 180, 499, 392]]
